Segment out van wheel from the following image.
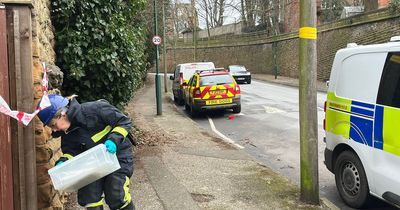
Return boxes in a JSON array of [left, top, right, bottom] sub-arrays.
[[334, 151, 370, 208], [247, 79, 251, 84], [232, 105, 241, 113]]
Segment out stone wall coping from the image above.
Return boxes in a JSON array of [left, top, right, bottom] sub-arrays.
[[318, 8, 400, 33], [172, 8, 399, 49], [0, 0, 32, 5]]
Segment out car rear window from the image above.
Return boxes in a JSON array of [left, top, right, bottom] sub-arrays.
[[200, 75, 234, 86], [229, 66, 246, 72]]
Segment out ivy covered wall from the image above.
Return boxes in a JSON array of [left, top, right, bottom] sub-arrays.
[[51, 0, 148, 108]]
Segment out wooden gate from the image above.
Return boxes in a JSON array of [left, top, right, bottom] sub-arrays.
[[0, 3, 14, 210], [1, 2, 37, 209], [6, 4, 37, 210]]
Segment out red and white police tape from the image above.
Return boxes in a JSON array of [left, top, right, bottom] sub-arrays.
[[0, 63, 51, 126]]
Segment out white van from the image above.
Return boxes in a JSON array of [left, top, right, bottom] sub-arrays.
[[170, 62, 215, 105], [324, 36, 400, 208]]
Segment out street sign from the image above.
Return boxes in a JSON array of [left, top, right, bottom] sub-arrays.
[[152, 35, 162, 45]]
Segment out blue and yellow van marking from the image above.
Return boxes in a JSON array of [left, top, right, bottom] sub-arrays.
[[326, 92, 400, 156], [382, 107, 400, 156], [374, 105, 384, 150]]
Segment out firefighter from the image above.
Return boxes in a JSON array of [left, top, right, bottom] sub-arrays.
[[37, 94, 135, 210]]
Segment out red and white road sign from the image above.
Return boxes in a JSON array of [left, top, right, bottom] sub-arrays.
[[152, 35, 162, 45]]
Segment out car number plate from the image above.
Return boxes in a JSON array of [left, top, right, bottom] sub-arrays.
[[206, 98, 232, 105], [237, 78, 245, 80], [209, 90, 226, 95]]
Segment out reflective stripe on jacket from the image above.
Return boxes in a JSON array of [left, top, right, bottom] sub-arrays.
[[54, 98, 133, 162]]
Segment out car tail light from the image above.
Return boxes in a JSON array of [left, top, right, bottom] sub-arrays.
[[235, 85, 240, 94], [179, 72, 183, 85], [193, 88, 201, 98], [324, 101, 327, 112]]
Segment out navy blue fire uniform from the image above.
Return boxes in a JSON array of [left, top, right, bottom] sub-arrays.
[[54, 98, 134, 210]]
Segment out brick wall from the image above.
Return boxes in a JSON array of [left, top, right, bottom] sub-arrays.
[[166, 9, 400, 81], [32, 0, 65, 209]]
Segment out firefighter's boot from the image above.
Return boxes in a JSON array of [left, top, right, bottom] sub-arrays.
[[120, 202, 134, 210], [86, 206, 104, 210]]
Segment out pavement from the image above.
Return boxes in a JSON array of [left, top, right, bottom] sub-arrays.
[[63, 74, 334, 210], [124, 74, 336, 210]]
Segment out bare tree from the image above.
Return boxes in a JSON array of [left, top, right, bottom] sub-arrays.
[[244, 0, 257, 27], [197, 0, 228, 28]]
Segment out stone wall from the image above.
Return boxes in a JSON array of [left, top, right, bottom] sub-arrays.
[[165, 9, 400, 81], [31, 0, 65, 209]]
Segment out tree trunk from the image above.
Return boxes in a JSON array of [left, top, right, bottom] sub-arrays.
[[241, 0, 247, 27]]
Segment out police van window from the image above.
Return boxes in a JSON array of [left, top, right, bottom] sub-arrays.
[[377, 52, 400, 108], [192, 76, 198, 86], [336, 52, 387, 103], [175, 66, 180, 79]]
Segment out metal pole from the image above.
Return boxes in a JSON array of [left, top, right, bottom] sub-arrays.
[[299, 0, 319, 204], [273, 42, 278, 79], [162, 0, 167, 93], [191, 0, 196, 61], [154, 0, 162, 115], [272, 0, 279, 79]]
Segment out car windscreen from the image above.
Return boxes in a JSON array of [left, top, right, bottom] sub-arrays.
[[182, 63, 215, 80], [229, 66, 246, 72], [200, 75, 234, 86]]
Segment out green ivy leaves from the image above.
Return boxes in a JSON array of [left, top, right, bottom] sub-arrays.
[[51, 0, 148, 109]]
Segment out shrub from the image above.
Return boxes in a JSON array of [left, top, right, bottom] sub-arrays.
[[51, 0, 148, 108]]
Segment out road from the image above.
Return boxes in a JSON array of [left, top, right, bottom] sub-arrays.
[[171, 78, 396, 210]]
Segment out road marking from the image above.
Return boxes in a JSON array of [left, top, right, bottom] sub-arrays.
[[207, 117, 244, 149], [317, 107, 324, 111], [263, 106, 285, 114]]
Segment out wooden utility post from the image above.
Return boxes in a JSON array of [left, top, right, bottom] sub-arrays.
[[299, 0, 319, 204]]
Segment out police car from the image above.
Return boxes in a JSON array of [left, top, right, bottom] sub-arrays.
[[324, 36, 400, 208], [183, 69, 241, 117]]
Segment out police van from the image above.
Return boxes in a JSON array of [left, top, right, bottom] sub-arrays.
[[324, 36, 400, 208]]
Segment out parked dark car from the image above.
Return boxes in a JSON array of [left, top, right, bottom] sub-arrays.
[[228, 65, 251, 84]]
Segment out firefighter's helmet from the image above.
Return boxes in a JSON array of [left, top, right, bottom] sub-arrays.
[[37, 94, 69, 125]]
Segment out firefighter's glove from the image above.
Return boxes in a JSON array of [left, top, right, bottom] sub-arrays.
[[105, 140, 117, 154], [55, 160, 64, 166]]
